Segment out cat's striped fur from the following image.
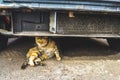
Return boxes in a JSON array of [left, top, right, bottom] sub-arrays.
[[21, 37, 61, 69]]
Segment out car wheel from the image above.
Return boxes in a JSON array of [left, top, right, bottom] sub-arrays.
[[107, 38, 120, 50]]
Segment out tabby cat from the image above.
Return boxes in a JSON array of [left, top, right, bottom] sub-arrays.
[[21, 36, 61, 69]]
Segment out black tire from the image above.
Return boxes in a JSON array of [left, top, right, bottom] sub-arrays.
[[0, 16, 9, 51], [0, 35, 8, 51], [107, 38, 120, 50]]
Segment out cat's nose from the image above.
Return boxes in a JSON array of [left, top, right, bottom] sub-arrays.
[[40, 42, 43, 44]]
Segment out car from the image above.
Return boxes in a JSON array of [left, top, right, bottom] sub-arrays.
[[1, 0, 120, 50]]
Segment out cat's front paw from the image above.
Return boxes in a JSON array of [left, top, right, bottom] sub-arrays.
[[56, 57, 61, 61], [29, 61, 35, 67], [29, 64, 35, 67]]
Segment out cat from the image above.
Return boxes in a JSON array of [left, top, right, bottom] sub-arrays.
[[21, 36, 61, 69]]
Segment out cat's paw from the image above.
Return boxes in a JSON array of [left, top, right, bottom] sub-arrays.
[[29, 64, 35, 67], [56, 57, 61, 61], [29, 62, 35, 67], [30, 64, 35, 67]]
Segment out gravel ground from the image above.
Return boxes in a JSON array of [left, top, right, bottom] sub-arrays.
[[0, 37, 120, 80]]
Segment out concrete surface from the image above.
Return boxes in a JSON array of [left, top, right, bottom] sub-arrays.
[[0, 37, 120, 80]]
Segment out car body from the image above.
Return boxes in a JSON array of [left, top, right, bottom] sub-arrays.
[[0, 0, 120, 50]]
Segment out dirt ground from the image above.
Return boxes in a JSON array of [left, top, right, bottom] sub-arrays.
[[0, 37, 120, 80]]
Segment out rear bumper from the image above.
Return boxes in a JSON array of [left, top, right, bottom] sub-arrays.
[[1, 29, 120, 38], [1, 1, 120, 37], [1, 11, 120, 38], [0, 1, 120, 13]]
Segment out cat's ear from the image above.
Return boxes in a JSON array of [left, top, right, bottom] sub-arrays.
[[35, 36, 39, 39], [35, 36, 40, 40]]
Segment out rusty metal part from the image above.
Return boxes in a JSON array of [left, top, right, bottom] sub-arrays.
[[69, 11, 75, 18]]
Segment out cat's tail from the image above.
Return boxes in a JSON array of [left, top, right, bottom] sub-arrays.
[[21, 60, 29, 70]]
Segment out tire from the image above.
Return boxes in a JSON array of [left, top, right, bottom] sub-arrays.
[[0, 35, 8, 51], [0, 16, 9, 51], [107, 38, 120, 50]]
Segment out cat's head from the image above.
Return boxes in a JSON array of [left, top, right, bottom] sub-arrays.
[[35, 36, 48, 47]]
